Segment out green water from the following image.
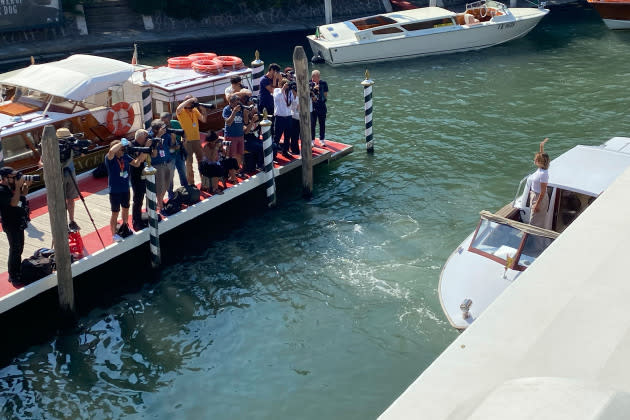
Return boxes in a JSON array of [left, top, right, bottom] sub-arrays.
[[2, 4, 630, 419]]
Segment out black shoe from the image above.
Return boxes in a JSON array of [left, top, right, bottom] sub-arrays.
[[281, 151, 292, 158], [68, 221, 80, 231], [9, 276, 23, 286]]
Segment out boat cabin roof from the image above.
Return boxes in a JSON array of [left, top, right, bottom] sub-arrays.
[[0, 55, 134, 102], [548, 138, 630, 196], [132, 66, 252, 102]]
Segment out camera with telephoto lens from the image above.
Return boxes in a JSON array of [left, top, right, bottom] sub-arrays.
[[288, 81, 297, 92], [165, 127, 185, 137], [127, 146, 152, 154], [222, 140, 232, 147], [58, 132, 92, 163], [240, 104, 256, 111], [15, 172, 41, 182], [191, 102, 216, 110]]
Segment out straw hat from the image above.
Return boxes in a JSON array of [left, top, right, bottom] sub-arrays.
[[56, 127, 73, 139]]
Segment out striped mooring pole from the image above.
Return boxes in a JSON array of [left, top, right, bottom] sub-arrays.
[[361, 69, 375, 153], [141, 72, 153, 130], [251, 50, 264, 98], [143, 157, 161, 268], [260, 109, 276, 207]]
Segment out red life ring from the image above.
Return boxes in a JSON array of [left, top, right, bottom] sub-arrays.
[[167, 56, 193, 69], [106, 102, 135, 136], [216, 55, 244, 70], [191, 59, 223, 75], [188, 52, 217, 61]]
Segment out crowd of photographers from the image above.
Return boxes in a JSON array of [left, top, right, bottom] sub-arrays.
[[0, 65, 330, 282]]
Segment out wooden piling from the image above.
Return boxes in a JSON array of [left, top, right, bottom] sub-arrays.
[[293, 46, 313, 198], [40, 125, 75, 314]]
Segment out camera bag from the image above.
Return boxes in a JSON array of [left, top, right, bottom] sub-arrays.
[[175, 185, 201, 205], [20, 248, 55, 284]]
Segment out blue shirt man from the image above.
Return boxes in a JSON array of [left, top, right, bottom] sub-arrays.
[[258, 63, 280, 115]]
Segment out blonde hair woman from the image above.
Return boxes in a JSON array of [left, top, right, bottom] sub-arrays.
[[529, 138, 550, 227]]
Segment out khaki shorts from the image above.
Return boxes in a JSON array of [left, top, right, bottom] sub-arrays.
[[63, 169, 79, 200]]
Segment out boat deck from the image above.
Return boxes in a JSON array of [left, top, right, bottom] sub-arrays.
[[0, 138, 353, 314]]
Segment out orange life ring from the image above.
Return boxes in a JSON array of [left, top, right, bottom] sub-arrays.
[[188, 52, 217, 61], [215, 55, 244, 70], [191, 59, 223, 75], [167, 56, 193, 69], [106, 102, 135, 136]]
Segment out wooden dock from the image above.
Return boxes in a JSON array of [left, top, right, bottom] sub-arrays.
[[0, 139, 353, 314]]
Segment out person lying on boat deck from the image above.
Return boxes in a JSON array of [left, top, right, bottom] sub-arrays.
[[148, 119, 171, 212], [176, 95, 207, 185], [55, 128, 81, 232], [464, 13, 480, 25], [273, 78, 294, 158], [310, 70, 329, 146], [223, 95, 245, 170], [198, 131, 238, 192], [165, 113, 189, 199], [225, 75, 244, 101], [105, 140, 144, 243], [258, 63, 282, 118], [529, 137, 550, 228], [128, 129, 156, 231], [0, 167, 31, 284]]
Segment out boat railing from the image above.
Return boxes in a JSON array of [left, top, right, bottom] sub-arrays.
[[466, 0, 508, 14]]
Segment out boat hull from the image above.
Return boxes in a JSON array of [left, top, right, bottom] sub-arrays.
[[588, 0, 630, 29], [307, 8, 548, 66]]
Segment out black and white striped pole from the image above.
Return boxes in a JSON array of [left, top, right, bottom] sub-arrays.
[[361, 69, 375, 153], [141, 71, 153, 130], [261, 109, 276, 207], [251, 50, 264, 98], [143, 157, 161, 268]]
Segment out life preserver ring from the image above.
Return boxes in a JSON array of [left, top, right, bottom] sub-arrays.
[[480, 5, 487, 18], [215, 55, 244, 71], [191, 59, 223, 75], [106, 102, 135, 136], [167, 56, 193, 69], [188, 52, 217, 61]]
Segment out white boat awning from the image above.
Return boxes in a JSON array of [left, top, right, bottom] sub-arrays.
[[548, 143, 630, 196], [0, 54, 134, 101]]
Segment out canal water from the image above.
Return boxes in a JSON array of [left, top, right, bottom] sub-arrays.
[[2, 4, 630, 418]]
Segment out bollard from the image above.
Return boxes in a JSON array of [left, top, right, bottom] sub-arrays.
[[251, 50, 264, 99], [260, 109, 276, 208], [143, 158, 161, 268], [293, 46, 313, 198], [141, 71, 153, 130], [40, 125, 75, 315], [361, 69, 375, 154]]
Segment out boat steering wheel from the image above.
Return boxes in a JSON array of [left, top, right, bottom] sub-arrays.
[[480, 5, 488, 18]]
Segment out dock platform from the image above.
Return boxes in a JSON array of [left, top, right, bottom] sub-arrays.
[[0, 139, 352, 315]]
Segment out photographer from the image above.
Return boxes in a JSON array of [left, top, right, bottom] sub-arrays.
[[244, 105, 264, 170], [176, 95, 208, 185], [225, 75, 243, 101], [0, 167, 31, 284], [273, 78, 294, 158], [289, 79, 307, 154], [56, 127, 82, 232], [310, 70, 329, 146], [222, 95, 245, 170], [128, 129, 156, 231], [165, 113, 189, 200], [148, 119, 171, 212]]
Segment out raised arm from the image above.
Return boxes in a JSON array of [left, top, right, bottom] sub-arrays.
[[540, 137, 548, 153]]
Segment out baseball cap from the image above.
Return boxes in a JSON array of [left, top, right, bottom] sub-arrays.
[[0, 166, 18, 177]]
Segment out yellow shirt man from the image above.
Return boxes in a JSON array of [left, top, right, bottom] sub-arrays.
[[176, 97, 207, 184]]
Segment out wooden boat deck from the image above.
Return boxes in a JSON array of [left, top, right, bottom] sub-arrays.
[[0, 139, 353, 314]]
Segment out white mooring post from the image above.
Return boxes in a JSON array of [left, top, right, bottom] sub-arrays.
[[143, 158, 161, 268], [251, 50, 264, 98], [260, 110, 277, 207], [141, 71, 153, 130], [41, 125, 75, 315], [361, 70, 375, 153]]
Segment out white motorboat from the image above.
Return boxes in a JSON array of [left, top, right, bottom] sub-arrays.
[[307, 0, 549, 66], [439, 137, 630, 330]]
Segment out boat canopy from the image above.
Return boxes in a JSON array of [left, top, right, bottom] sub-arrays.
[[0, 54, 134, 102], [548, 143, 630, 196]]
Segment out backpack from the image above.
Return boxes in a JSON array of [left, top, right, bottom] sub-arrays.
[[162, 198, 182, 216], [175, 185, 200, 205], [20, 248, 55, 284]]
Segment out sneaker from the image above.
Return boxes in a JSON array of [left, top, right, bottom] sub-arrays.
[[68, 220, 80, 231], [112, 234, 123, 242], [321, 140, 327, 147]]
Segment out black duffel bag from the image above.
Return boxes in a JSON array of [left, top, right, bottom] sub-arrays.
[[20, 248, 55, 285]]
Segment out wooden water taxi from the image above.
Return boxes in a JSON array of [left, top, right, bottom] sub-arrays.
[[307, 0, 549, 66], [587, 0, 630, 30], [439, 137, 630, 330]]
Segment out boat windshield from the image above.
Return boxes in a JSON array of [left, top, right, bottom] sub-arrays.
[[470, 218, 554, 269]]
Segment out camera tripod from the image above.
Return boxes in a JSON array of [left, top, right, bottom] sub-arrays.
[[64, 167, 106, 249]]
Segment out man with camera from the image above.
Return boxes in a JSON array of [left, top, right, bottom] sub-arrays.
[[148, 119, 172, 211], [0, 167, 31, 284], [223, 95, 245, 170], [225, 75, 243, 101], [259, 63, 281, 116], [310, 70, 329, 146], [176, 95, 208, 185], [273, 78, 294, 158], [128, 129, 157, 231], [162, 112, 188, 199], [56, 127, 83, 232]]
